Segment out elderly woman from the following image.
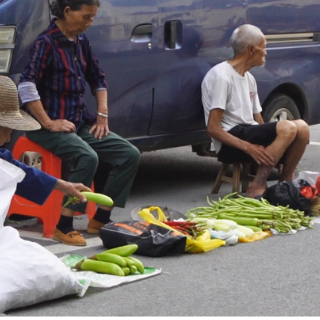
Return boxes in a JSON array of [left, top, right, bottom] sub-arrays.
[[0, 75, 91, 224], [18, 0, 140, 246]]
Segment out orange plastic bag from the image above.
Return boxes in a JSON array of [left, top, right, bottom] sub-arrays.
[[138, 206, 225, 253]]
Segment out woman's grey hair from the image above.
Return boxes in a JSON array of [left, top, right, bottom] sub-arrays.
[[230, 24, 264, 55], [50, 0, 100, 18]]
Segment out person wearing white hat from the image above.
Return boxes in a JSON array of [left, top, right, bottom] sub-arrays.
[[0, 75, 91, 227]]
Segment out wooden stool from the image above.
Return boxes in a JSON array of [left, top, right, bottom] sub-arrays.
[[212, 162, 252, 194]]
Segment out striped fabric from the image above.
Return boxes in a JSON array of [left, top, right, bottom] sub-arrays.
[[20, 18, 107, 128]]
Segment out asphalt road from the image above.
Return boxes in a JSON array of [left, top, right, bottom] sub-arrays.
[[4, 124, 320, 317]]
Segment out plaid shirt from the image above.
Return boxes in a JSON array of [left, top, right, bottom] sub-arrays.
[[20, 18, 107, 127]]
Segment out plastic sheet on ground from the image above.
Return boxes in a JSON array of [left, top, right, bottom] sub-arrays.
[[312, 217, 320, 224], [60, 254, 161, 293]]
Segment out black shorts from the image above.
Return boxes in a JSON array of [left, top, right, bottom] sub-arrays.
[[217, 122, 278, 163]]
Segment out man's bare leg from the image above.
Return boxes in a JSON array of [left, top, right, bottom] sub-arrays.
[[246, 120, 299, 198], [279, 119, 309, 181]]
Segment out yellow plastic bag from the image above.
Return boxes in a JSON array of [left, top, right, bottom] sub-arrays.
[[238, 231, 273, 243], [138, 206, 225, 253]]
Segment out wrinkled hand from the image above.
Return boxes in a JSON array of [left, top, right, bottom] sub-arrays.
[[89, 117, 110, 139], [45, 119, 76, 133], [245, 144, 275, 166], [55, 180, 92, 203]]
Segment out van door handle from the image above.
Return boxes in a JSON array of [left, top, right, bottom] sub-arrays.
[[131, 24, 153, 43]]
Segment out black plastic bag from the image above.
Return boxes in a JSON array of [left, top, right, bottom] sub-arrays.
[[262, 179, 316, 216], [99, 221, 187, 257]]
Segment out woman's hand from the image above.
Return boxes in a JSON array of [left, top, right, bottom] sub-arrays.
[[45, 119, 76, 132], [89, 115, 110, 139], [55, 179, 92, 203]]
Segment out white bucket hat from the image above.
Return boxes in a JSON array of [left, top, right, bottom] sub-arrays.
[[0, 76, 40, 131]]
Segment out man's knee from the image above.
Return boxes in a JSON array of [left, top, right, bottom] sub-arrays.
[[276, 120, 297, 139], [293, 119, 310, 139]]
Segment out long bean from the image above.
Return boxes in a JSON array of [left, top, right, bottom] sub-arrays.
[[185, 192, 313, 233]]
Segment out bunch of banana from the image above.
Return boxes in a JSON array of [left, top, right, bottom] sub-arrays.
[[72, 244, 144, 277]]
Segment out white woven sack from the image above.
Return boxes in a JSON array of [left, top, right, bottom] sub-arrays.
[[0, 227, 83, 313], [0, 158, 25, 227], [0, 159, 83, 313]]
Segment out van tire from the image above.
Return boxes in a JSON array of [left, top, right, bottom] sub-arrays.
[[262, 94, 300, 123]]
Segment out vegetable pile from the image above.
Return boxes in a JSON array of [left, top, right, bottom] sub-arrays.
[[72, 244, 144, 276], [186, 192, 314, 234]]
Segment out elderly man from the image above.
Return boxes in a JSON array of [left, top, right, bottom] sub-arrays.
[[0, 75, 91, 229], [201, 24, 309, 198]]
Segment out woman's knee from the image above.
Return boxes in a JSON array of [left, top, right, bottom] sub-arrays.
[[127, 145, 141, 166], [79, 148, 99, 168]]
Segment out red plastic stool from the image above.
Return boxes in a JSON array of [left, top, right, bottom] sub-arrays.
[[7, 136, 96, 238]]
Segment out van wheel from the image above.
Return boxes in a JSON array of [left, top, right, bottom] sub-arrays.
[[262, 94, 300, 123]]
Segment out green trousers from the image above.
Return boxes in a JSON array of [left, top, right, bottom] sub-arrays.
[[26, 124, 140, 212]]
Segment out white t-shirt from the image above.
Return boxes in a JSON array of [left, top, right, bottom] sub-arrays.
[[201, 61, 262, 153]]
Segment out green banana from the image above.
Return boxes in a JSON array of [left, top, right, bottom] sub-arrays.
[[63, 191, 114, 207], [80, 259, 125, 276], [129, 265, 138, 274], [126, 256, 144, 274], [121, 267, 130, 276], [95, 252, 127, 268], [81, 259, 125, 277], [104, 244, 138, 257], [122, 256, 135, 267]]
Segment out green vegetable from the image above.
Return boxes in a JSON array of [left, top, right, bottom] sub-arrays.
[[63, 191, 114, 207], [191, 217, 237, 231], [95, 252, 127, 268], [185, 192, 314, 233], [126, 256, 145, 274], [129, 265, 138, 274], [217, 213, 260, 227], [104, 244, 138, 257], [121, 267, 130, 276], [122, 256, 135, 267], [80, 259, 125, 276], [236, 225, 254, 237], [242, 225, 262, 232]]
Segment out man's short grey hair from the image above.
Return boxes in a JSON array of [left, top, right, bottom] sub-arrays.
[[230, 24, 264, 55]]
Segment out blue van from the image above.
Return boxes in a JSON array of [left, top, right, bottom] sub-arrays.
[[1, 0, 320, 154]]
